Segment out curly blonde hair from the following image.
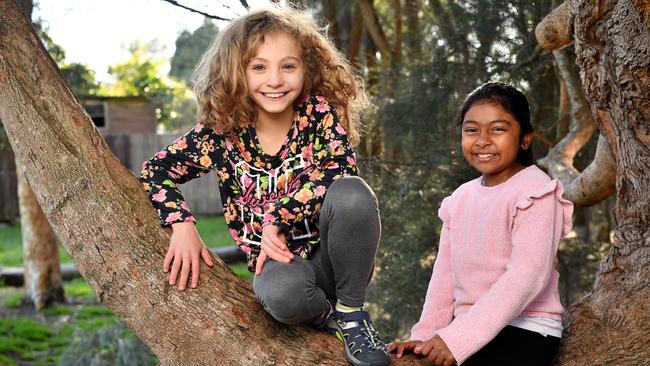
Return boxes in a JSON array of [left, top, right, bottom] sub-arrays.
[[192, 6, 368, 145]]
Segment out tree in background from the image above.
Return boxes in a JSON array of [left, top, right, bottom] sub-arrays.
[[170, 18, 219, 83], [104, 41, 195, 132]]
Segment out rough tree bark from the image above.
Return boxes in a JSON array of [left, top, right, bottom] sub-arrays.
[[0, 1, 423, 365], [537, 0, 650, 364], [17, 163, 65, 309], [11, 0, 65, 310]]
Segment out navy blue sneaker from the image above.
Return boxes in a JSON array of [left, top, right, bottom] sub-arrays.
[[327, 310, 390, 366]]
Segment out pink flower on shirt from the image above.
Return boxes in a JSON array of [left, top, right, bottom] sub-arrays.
[[314, 185, 326, 197], [315, 103, 330, 113], [152, 189, 167, 202], [165, 211, 182, 224]]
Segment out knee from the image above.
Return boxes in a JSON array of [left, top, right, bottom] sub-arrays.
[[253, 261, 320, 325], [325, 176, 378, 219]]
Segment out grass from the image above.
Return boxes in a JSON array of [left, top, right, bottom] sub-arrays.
[[0, 215, 252, 280], [0, 215, 237, 265], [2, 289, 25, 308], [0, 214, 250, 364], [0, 304, 127, 365]]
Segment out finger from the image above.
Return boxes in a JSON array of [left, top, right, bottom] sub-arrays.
[[169, 255, 181, 285], [200, 246, 214, 267], [420, 340, 435, 357], [266, 233, 290, 254], [178, 256, 190, 290], [255, 251, 268, 276], [261, 239, 291, 263], [191, 254, 200, 289], [396, 344, 405, 358], [163, 248, 174, 273], [386, 342, 396, 353], [269, 236, 293, 261]]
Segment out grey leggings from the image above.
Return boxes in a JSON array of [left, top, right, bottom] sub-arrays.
[[252, 176, 381, 325]]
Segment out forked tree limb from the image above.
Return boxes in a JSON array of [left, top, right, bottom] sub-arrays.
[[0, 1, 422, 365], [538, 48, 614, 206]]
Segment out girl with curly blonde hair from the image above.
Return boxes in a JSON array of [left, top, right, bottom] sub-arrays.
[[140, 7, 389, 366]]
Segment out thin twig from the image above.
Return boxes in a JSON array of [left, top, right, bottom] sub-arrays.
[[160, 0, 231, 21]]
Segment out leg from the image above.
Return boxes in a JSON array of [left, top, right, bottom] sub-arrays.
[[463, 326, 561, 366], [312, 176, 389, 366], [252, 258, 328, 325], [313, 176, 381, 307]]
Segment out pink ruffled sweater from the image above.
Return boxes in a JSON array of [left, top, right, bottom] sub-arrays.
[[410, 165, 573, 364]]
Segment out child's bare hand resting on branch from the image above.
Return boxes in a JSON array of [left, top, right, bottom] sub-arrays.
[[165, 222, 214, 290], [388, 336, 456, 366]]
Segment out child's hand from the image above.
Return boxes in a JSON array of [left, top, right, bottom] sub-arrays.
[[413, 335, 456, 366], [255, 225, 293, 276], [165, 222, 214, 290], [387, 340, 422, 358]]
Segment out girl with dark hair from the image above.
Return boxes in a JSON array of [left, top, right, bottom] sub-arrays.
[[388, 82, 574, 366]]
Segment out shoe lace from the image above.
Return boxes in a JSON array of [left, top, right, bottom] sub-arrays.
[[348, 319, 385, 352]]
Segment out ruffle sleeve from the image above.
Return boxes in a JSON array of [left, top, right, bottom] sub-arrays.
[[513, 179, 573, 238]]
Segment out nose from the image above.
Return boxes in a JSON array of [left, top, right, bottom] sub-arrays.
[[266, 69, 284, 88], [474, 130, 491, 147]]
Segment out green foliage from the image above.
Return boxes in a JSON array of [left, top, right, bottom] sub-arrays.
[[357, 0, 560, 339], [0, 317, 61, 364], [61, 63, 101, 97], [63, 278, 97, 301], [170, 18, 219, 83], [0, 223, 23, 266], [2, 289, 25, 308], [102, 41, 195, 131]]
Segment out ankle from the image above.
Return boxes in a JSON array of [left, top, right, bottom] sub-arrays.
[[335, 301, 363, 314]]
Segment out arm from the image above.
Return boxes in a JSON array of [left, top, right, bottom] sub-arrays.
[[410, 197, 456, 341], [140, 122, 223, 226], [262, 104, 357, 233], [435, 193, 562, 364], [140, 123, 223, 289]]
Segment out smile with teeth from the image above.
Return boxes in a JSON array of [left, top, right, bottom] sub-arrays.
[[262, 92, 288, 98], [475, 153, 496, 161]]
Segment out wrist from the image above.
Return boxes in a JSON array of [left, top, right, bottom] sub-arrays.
[[171, 222, 196, 231]]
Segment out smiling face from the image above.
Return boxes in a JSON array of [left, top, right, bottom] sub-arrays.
[[245, 30, 305, 126], [461, 100, 533, 186]]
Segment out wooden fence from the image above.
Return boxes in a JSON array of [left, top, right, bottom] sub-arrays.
[[0, 133, 222, 222]]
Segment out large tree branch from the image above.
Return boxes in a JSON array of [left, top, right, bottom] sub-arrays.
[[0, 1, 423, 365], [537, 48, 614, 206], [358, 0, 393, 60], [536, 1, 573, 50]]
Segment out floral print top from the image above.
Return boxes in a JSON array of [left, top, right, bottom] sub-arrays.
[[140, 95, 358, 270]]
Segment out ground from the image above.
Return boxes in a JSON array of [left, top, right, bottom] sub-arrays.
[[0, 216, 245, 366]]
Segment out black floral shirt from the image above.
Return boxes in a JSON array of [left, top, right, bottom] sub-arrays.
[[140, 95, 358, 270]]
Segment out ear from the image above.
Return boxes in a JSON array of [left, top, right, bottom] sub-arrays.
[[521, 132, 534, 150]]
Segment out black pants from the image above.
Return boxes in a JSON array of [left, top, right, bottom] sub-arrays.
[[462, 326, 561, 366]]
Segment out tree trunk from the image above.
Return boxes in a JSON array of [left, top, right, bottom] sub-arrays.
[[16, 163, 64, 309], [13, 0, 64, 311], [552, 0, 650, 364], [0, 1, 424, 365]]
